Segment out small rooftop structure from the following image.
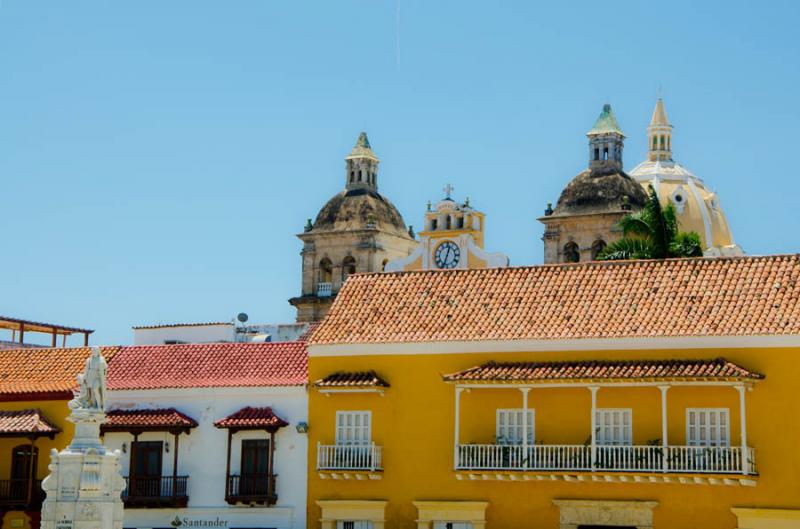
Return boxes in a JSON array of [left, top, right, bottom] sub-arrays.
[[0, 315, 93, 348]]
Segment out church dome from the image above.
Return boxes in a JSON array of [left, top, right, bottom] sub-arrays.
[[312, 187, 410, 237], [629, 99, 742, 256], [553, 167, 648, 216]]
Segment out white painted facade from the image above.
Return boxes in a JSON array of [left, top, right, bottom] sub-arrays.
[[132, 324, 236, 345], [105, 386, 308, 529]]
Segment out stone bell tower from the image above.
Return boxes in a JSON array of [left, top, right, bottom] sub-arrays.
[[289, 133, 416, 322]]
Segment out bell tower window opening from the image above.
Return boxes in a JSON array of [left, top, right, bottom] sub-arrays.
[[446, 216, 452, 229], [593, 148, 600, 161], [564, 242, 580, 263], [350, 171, 355, 184], [603, 147, 609, 161], [342, 256, 356, 282], [591, 240, 607, 260], [319, 258, 333, 284]]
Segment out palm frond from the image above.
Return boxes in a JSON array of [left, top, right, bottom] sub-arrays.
[[598, 238, 655, 261], [669, 231, 703, 258]]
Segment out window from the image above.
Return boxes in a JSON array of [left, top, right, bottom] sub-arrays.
[[350, 171, 355, 183], [687, 408, 729, 447], [596, 409, 632, 446], [496, 409, 534, 445], [446, 216, 452, 229], [342, 256, 356, 281], [434, 523, 473, 529], [590, 240, 606, 260], [358, 170, 363, 182], [381, 258, 389, 272], [336, 411, 371, 445], [11, 444, 38, 499], [337, 522, 372, 529], [563, 242, 580, 263], [130, 441, 163, 497], [319, 258, 333, 283], [603, 147, 609, 160], [431, 218, 438, 230], [239, 439, 270, 495], [652, 136, 658, 149]]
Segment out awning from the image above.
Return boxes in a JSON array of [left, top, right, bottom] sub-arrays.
[[102, 408, 198, 434], [314, 370, 389, 388], [0, 409, 60, 438], [214, 407, 288, 432]]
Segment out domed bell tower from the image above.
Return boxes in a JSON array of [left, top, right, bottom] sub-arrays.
[[588, 104, 625, 172], [289, 132, 416, 322]]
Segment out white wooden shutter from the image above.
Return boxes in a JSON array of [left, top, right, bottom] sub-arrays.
[[687, 408, 729, 447], [596, 409, 632, 445], [337, 522, 373, 529], [433, 523, 473, 529], [336, 411, 371, 446], [495, 409, 534, 445]]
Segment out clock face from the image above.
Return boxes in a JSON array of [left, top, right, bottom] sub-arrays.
[[434, 241, 461, 269]]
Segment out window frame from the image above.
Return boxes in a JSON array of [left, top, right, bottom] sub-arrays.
[[495, 408, 534, 445], [595, 408, 632, 446], [686, 408, 730, 447], [335, 411, 372, 446]]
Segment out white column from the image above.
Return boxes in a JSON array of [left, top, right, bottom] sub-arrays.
[[520, 388, 530, 470], [737, 385, 749, 475], [659, 385, 670, 472], [453, 387, 464, 469], [589, 386, 599, 470]]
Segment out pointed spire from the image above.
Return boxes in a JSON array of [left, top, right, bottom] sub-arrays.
[[346, 132, 378, 161], [647, 98, 673, 162], [588, 104, 624, 136], [649, 98, 670, 127]]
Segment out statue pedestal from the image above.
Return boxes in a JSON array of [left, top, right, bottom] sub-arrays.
[[40, 410, 125, 529]]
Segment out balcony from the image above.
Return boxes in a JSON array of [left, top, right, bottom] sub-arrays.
[[456, 444, 754, 474], [317, 443, 382, 471], [0, 479, 43, 509], [122, 476, 189, 508], [225, 474, 277, 505], [317, 282, 333, 297]]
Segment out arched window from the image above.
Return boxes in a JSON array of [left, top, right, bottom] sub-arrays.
[[350, 171, 355, 184], [445, 216, 452, 229], [603, 147, 609, 161], [342, 256, 356, 281], [593, 148, 600, 161], [660, 136, 665, 149], [652, 136, 658, 149], [358, 170, 363, 182], [319, 258, 333, 283], [564, 242, 580, 263], [591, 240, 607, 260], [431, 218, 438, 230]]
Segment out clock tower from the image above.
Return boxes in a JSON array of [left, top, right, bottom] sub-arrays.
[[385, 186, 509, 271]]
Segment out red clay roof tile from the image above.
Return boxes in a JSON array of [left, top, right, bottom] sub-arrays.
[[103, 408, 198, 432], [107, 342, 307, 390], [0, 409, 61, 436], [443, 358, 764, 383], [311, 255, 800, 344], [214, 407, 289, 431], [314, 370, 389, 388]]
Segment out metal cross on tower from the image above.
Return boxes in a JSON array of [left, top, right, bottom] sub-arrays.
[[443, 183, 455, 199]]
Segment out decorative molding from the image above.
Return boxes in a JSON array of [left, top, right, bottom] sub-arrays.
[[553, 499, 658, 529], [454, 472, 756, 487], [318, 471, 383, 480]]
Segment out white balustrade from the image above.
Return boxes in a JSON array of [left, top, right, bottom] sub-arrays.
[[317, 443, 382, 471], [317, 282, 333, 297], [455, 444, 753, 474]]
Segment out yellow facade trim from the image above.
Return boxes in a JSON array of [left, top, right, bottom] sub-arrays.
[[732, 508, 800, 529], [413, 501, 488, 529], [317, 500, 388, 529]]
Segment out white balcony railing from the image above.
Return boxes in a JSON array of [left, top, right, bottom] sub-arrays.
[[317, 443, 382, 471], [456, 444, 754, 474], [317, 282, 333, 297]]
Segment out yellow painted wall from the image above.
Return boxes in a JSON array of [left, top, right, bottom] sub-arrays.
[[308, 346, 800, 529], [0, 399, 72, 527]]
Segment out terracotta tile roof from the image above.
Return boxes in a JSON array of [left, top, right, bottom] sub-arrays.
[[102, 408, 198, 432], [311, 255, 800, 344], [0, 409, 61, 437], [0, 346, 120, 400], [298, 322, 321, 342], [443, 358, 764, 383], [107, 342, 307, 390], [214, 407, 289, 431], [314, 370, 390, 388]]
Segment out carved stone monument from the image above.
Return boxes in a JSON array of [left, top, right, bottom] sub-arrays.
[[41, 347, 126, 529]]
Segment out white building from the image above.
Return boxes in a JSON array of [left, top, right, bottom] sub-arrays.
[[104, 341, 308, 529], [132, 322, 311, 345]]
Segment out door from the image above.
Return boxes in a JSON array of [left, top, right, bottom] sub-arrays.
[[10, 445, 37, 501], [687, 408, 729, 447], [131, 441, 163, 497], [240, 439, 270, 496]]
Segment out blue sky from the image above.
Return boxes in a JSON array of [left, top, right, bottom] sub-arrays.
[[1, 1, 798, 346]]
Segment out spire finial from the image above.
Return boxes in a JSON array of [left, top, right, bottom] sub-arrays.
[[443, 183, 455, 199]]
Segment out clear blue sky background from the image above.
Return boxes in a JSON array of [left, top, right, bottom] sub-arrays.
[[1, 1, 798, 346]]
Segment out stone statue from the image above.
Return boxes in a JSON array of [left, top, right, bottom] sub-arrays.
[[69, 347, 107, 411], [41, 347, 125, 529]]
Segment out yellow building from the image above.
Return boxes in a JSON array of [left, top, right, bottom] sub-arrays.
[[385, 186, 508, 271], [629, 99, 743, 257], [0, 346, 117, 529], [307, 255, 800, 529]]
